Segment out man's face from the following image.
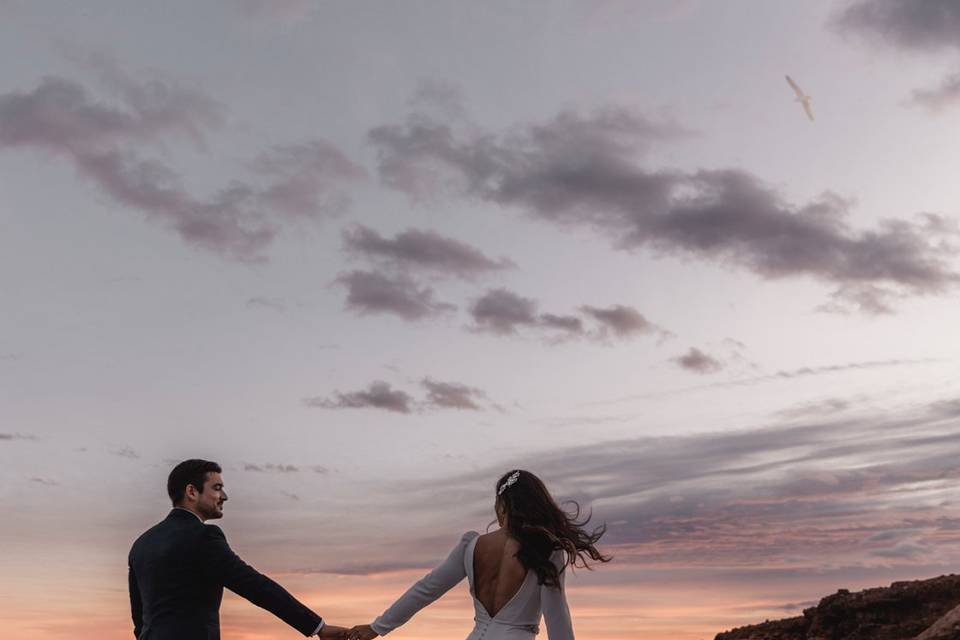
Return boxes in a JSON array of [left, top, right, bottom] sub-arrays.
[[195, 472, 227, 520]]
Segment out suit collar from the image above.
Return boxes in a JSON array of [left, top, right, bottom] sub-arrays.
[[168, 507, 205, 523]]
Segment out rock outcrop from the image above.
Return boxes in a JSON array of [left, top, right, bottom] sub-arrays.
[[715, 574, 960, 640]]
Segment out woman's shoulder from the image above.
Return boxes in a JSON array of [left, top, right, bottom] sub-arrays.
[[460, 530, 481, 544]]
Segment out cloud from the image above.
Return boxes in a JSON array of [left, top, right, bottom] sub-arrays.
[[335, 270, 456, 320], [30, 477, 59, 487], [672, 347, 724, 373], [831, 1, 960, 111], [0, 64, 362, 260], [252, 141, 365, 219], [0, 433, 35, 441], [304, 381, 414, 414], [469, 289, 662, 341], [538, 313, 586, 334], [421, 378, 487, 411], [112, 446, 139, 459], [910, 70, 960, 111], [468, 288, 540, 335], [369, 107, 960, 312], [831, 0, 960, 52], [246, 296, 286, 311], [580, 304, 661, 338], [243, 463, 300, 473], [342, 224, 512, 277], [589, 358, 936, 405], [775, 397, 852, 419]]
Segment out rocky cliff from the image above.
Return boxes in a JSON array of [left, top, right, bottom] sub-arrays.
[[715, 575, 960, 640]]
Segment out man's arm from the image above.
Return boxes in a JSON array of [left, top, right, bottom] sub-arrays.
[[200, 525, 323, 637], [128, 565, 143, 639]]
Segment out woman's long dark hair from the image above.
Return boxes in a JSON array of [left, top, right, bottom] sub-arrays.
[[492, 469, 610, 588]]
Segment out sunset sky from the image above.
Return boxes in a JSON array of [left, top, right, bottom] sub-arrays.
[[3, 1, 960, 639]]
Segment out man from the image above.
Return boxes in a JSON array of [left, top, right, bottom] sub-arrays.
[[128, 459, 344, 640]]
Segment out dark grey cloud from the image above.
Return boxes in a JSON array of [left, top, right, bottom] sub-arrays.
[[342, 224, 512, 277], [421, 378, 487, 411], [469, 289, 662, 341], [580, 304, 659, 338], [369, 107, 959, 312], [30, 477, 59, 487], [244, 463, 299, 473], [0, 66, 362, 260], [672, 347, 724, 374], [538, 313, 586, 334], [112, 446, 139, 459], [304, 381, 414, 414], [335, 270, 456, 320], [468, 288, 539, 335], [832, 1, 960, 111], [832, 0, 960, 51]]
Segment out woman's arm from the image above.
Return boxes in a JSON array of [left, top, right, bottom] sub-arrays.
[[368, 531, 477, 636], [540, 554, 574, 640]]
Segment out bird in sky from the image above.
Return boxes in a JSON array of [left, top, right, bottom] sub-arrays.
[[785, 75, 814, 122]]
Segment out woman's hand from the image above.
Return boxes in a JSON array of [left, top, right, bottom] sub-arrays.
[[347, 624, 379, 640]]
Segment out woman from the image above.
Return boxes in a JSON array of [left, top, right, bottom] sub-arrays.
[[347, 469, 610, 640]]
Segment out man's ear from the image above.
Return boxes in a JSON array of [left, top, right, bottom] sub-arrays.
[[184, 483, 200, 503]]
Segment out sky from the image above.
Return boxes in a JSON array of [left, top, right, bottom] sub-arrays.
[[2, 1, 960, 638]]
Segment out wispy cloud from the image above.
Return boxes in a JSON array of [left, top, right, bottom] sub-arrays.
[[0, 61, 363, 260], [369, 106, 960, 312], [342, 224, 513, 278], [304, 378, 496, 414], [0, 433, 36, 441], [587, 358, 937, 405], [304, 381, 414, 414], [335, 270, 456, 321], [243, 463, 300, 473], [421, 378, 488, 411]]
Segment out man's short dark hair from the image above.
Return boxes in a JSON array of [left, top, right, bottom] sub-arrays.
[[168, 459, 222, 506]]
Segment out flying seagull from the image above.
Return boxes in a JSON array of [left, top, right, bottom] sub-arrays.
[[785, 75, 814, 122]]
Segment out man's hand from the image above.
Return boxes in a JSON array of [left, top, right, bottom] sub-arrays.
[[319, 624, 349, 639], [347, 624, 379, 640]]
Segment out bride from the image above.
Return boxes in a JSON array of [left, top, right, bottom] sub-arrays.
[[347, 469, 610, 640]]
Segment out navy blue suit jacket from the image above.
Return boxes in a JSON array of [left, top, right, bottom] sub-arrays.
[[128, 509, 321, 640]]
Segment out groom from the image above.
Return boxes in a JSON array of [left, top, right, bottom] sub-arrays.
[[128, 459, 346, 640]]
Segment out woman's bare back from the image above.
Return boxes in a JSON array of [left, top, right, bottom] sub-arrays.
[[472, 529, 528, 618]]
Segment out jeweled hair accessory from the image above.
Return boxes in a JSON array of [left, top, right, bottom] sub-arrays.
[[498, 470, 520, 495]]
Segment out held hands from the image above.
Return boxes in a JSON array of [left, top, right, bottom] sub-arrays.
[[319, 624, 349, 639], [347, 624, 379, 640]]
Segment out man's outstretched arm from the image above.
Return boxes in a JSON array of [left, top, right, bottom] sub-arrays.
[[200, 524, 331, 636]]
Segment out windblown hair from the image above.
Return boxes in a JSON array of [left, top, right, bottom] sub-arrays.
[[493, 469, 610, 588]]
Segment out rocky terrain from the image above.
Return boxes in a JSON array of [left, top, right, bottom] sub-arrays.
[[715, 575, 960, 640]]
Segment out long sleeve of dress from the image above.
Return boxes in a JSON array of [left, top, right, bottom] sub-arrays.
[[540, 553, 574, 640], [371, 531, 477, 636]]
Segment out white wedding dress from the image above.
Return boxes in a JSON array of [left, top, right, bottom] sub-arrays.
[[370, 531, 574, 640]]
